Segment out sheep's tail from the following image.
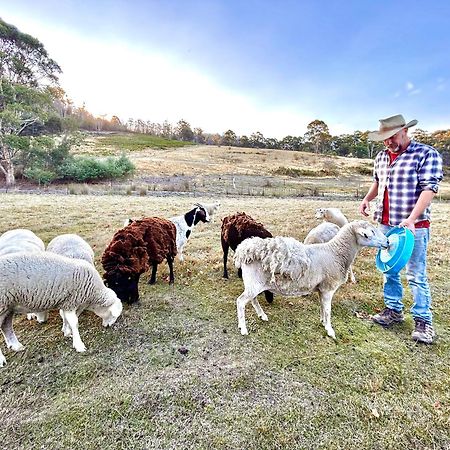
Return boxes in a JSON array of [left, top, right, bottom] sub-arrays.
[[234, 236, 311, 283]]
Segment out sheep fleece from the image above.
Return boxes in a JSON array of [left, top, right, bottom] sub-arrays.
[[0, 253, 115, 311]]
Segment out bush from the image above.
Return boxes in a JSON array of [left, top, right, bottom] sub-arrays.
[[24, 167, 58, 185], [59, 154, 135, 182]]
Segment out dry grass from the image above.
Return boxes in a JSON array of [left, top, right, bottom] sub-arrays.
[[0, 194, 449, 449]]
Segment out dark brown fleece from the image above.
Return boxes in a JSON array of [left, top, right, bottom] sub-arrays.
[[221, 212, 272, 251], [102, 217, 177, 277]]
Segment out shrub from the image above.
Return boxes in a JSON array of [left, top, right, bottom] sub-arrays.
[[59, 154, 135, 182], [24, 167, 58, 185]]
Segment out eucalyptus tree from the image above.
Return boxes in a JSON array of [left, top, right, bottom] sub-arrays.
[[304, 119, 332, 154], [0, 18, 61, 186]]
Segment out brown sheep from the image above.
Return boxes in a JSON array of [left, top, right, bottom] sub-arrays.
[[221, 212, 274, 303], [102, 217, 177, 304]]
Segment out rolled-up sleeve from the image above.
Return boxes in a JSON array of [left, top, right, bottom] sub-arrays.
[[418, 149, 444, 193]]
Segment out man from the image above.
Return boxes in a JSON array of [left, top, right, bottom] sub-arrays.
[[359, 114, 443, 344]]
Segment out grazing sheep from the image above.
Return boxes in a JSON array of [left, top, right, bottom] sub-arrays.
[[0, 252, 123, 367], [304, 222, 340, 244], [102, 217, 177, 303], [313, 208, 356, 283], [0, 229, 48, 324], [47, 233, 95, 264], [234, 221, 388, 338], [170, 204, 210, 261], [0, 229, 45, 256], [221, 212, 274, 303], [45, 233, 96, 335], [315, 207, 349, 228]]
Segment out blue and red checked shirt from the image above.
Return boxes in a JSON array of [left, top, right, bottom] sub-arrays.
[[373, 140, 443, 226]]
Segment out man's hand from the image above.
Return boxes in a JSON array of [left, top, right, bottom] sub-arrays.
[[398, 218, 416, 234], [359, 199, 371, 217]]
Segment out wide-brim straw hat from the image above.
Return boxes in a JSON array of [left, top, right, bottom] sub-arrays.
[[368, 114, 418, 141]]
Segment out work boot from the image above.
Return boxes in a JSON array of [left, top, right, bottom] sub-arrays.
[[412, 318, 435, 344], [372, 307, 404, 327]]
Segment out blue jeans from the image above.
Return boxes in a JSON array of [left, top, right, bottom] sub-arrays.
[[380, 225, 432, 324]]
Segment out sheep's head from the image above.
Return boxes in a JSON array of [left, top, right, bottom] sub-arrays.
[[315, 208, 326, 220], [91, 289, 123, 327], [101, 230, 149, 303], [353, 221, 388, 248], [103, 270, 141, 304]]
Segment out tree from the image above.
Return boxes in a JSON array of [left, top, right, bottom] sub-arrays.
[[0, 18, 61, 86], [249, 131, 265, 148], [0, 19, 61, 186], [304, 120, 332, 154], [175, 119, 194, 142], [193, 127, 205, 144], [221, 129, 237, 147], [0, 79, 56, 186]]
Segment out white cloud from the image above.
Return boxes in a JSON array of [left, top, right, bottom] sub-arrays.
[[406, 81, 414, 91]]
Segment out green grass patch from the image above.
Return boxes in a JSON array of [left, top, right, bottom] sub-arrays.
[[95, 133, 194, 152]]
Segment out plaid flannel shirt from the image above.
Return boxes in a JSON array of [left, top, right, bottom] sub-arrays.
[[373, 140, 443, 225]]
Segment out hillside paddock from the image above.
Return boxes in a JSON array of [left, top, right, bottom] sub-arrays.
[[0, 193, 449, 449]]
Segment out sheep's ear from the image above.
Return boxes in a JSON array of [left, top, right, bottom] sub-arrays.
[[356, 226, 372, 239]]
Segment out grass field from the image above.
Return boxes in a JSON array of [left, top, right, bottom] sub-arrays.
[[0, 193, 449, 449]]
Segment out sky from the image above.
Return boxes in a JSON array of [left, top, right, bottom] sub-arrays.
[[2, 0, 450, 138]]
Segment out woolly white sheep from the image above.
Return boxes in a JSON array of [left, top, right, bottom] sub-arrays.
[[47, 233, 95, 264], [44, 233, 96, 335], [0, 229, 45, 256], [0, 229, 49, 324], [234, 221, 387, 339], [312, 207, 356, 283], [198, 201, 221, 222], [304, 222, 340, 244], [315, 207, 349, 228], [0, 252, 123, 367]]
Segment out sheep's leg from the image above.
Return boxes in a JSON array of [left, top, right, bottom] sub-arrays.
[[1, 311, 24, 352], [61, 310, 86, 352], [222, 239, 229, 278], [236, 292, 254, 335], [320, 302, 324, 325], [60, 309, 72, 337], [349, 266, 356, 284], [148, 262, 158, 284], [167, 255, 175, 284], [26, 311, 48, 323], [251, 297, 268, 322], [319, 290, 336, 339]]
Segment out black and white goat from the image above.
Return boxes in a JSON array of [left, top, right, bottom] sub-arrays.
[[169, 203, 210, 261], [125, 204, 210, 263]]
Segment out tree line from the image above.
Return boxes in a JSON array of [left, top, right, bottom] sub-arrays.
[[1, 18, 448, 188]]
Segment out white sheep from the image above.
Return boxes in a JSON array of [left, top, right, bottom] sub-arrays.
[[0, 252, 123, 367], [44, 233, 96, 335], [315, 207, 349, 228], [0, 229, 49, 324], [304, 222, 340, 244], [234, 221, 387, 339], [197, 201, 221, 222], [312, 207, 356, 283], [0, 229, 45, 256], [47, 233, 95, 264]]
